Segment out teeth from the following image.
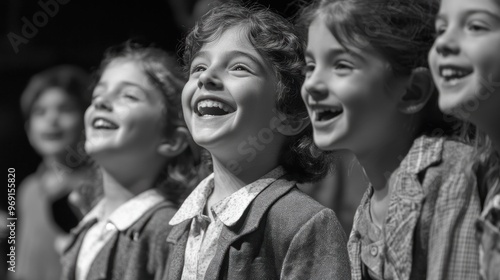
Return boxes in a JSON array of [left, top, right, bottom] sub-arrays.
[[440, 67, 471, 79], [93, 118, 117, 129], [313, 107, 343, 122], [314, 108, 341, 114], [197, 99, 233, 114]]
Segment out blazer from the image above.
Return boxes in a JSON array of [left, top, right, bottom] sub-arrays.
[[348, 135, 481, 280], [61, 201, 177, 280], [163, 177, 351, 280]]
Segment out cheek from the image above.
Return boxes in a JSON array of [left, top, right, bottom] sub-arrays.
[[181, 81, 196, 107]]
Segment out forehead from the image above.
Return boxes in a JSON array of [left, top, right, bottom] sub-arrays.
[[100, 59, 149, 86], [34, 87, 76, 106], [195, 26, 265, 62], [439, 0, 500, 16], [307, 18, 374, 59]]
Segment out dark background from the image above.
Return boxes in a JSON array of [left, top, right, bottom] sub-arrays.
[[0, 0, 302, 211], [0, 2, 305, 277]]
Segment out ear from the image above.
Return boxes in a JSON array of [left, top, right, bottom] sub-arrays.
[[275, 114, 311, 136], [398, 67, 434, 115], [157, 127, 190, 158]]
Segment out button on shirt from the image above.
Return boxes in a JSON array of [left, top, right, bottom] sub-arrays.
[[169, 167, 285, 280], [357, 187, 386, 280], [75, 188, 166, 280]]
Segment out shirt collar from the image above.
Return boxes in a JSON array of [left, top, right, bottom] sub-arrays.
[[169, 173, 215, 225], [169, 166, 285, 226], [80, 188, 166, 231], [398, 135, 444, 175]]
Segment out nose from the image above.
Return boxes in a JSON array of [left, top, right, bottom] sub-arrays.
[[434, 29, 460, 56], [92, 94, 112, 111], [302, 69, 329, 101], [197, 67, 223, 90]]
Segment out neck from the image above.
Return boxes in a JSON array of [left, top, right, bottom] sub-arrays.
[[209, 153, 279, 204], [356, 133, 415, 199], [99, 166, 157, 218]]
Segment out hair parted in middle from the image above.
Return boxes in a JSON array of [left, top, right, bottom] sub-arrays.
[[182, 2, 334, 183]]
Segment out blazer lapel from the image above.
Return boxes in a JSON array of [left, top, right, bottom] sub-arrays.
[[60, 218, 97, 280], [164, 220, 191, 280], [204, 178, 296, 279]]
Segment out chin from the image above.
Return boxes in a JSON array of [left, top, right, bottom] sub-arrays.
[[313, 133, 337, 151]]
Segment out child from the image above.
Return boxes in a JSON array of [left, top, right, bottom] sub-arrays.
[[299, 0, 481, 279], [429, 0, 500, 278], [163, 3, 350, 280], [60, 41, 198, 280], [16, 65, 91, 280]]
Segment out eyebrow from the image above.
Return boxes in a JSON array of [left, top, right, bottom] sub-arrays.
[[94, 81, 150, 95], [437, 9, 500, 22], [305, 47, 366, 62], [193, 50, 267, 69]]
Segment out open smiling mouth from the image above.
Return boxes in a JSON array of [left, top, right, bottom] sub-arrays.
[[314, 107, 343, 122], [439, 66, 473, 85], [195, 99, 236, 117], [92, 118, 119, 130]]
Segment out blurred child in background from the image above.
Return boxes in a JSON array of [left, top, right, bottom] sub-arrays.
[[16, 65, 92, 280]]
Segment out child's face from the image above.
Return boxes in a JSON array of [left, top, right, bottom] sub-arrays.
[[85, 60, 166, 161], [429, 0, 500, 126], [182, 26, 281, 161], [301, 18, 405, 154], [27, 87, 83, 158]]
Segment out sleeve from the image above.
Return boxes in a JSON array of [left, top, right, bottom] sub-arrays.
[[280, 208, 351, 280], [427, 172, 481, 280]]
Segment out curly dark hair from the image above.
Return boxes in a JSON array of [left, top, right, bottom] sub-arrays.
[[182, 2, 333, 183], [92, 40, 201, 205]]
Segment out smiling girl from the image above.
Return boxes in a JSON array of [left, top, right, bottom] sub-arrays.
[[299, 0, 481, 279], [163, 3, 350, 280], [429, 0, 500, 278], [60, 41, 199, 280]]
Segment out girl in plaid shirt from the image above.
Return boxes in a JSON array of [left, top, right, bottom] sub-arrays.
[[299, 0, 481, 279], [429, 0, 500, 278]]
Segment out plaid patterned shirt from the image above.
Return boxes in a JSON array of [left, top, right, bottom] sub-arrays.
[[348, 135, 481, 280], [169, 167, 285, 280], [477, 192, 500, 279]]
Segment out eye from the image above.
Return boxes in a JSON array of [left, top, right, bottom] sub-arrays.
[[467, 21, 489, 33], [435, 24, 447, 37], [302, 63, 315, 77], [334, 61, 353, 74], [191, 64, 206, 74], [31, 106, 45, 116], [121, 89, 140, 101], [91, 87, 104, 101], [231, 64, 250, 72]]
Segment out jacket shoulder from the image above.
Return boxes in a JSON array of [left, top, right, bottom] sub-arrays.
[[441, 139, 474, 164], [138, 202, 178, 235], [265, 187, 342, 237]]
